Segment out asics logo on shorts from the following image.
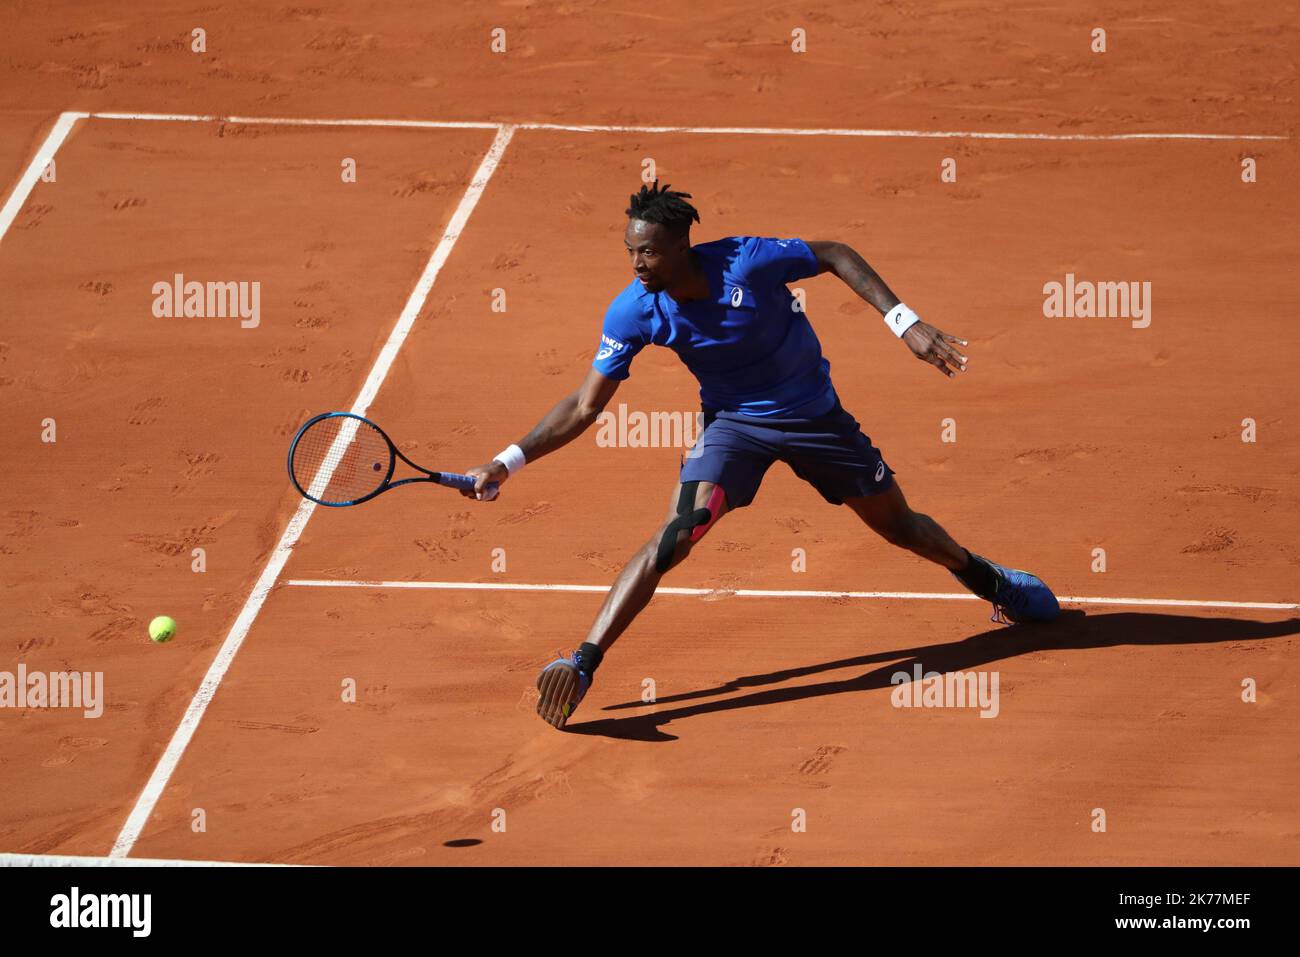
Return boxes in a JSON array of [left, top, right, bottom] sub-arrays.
[[875, 461, 886, 482]]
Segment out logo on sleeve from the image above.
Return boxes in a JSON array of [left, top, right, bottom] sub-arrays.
[[596, 333, 626, 362], [730, 286, 744, 307]]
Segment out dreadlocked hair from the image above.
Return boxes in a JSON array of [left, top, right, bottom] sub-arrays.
[[626, 180, 701, 239]]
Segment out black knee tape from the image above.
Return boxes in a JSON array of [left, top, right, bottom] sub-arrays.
[[654, 481, 714, 573]]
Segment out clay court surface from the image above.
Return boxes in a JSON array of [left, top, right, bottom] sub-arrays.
[[0, 3, 1296, 866]]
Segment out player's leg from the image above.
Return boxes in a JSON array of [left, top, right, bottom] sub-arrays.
[[595, 478, 730, 652], [781, 399, 1058, 624], [843, 481, 966, 569], [535, 479, 731, 729], [844, 481, 1059, 623], [536, 413, 775, 729], [788, 433, 980, 579]]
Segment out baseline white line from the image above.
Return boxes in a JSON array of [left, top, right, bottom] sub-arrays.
[[88, 111, 223, 123], [82, 111, 1287, 141], [0, 111, 87, 244], [283, 579, 1298, 611], [517, 122, 1289, 142], [89, 111, 499, 130], [108, 124, 517, 859], [0, 853, 308, 868]]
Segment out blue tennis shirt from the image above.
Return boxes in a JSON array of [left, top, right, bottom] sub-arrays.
[[592, 236, 838, 418]]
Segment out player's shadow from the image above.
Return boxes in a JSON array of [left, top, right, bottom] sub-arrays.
[[565, 610, 1298, 742]]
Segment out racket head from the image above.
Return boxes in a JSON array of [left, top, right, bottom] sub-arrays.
[[288, 412, 396, 506]]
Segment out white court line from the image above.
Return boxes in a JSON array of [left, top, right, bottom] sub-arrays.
[[0, 853, 306, 868], [108, 124, 517, 859], [284, 579, 1298, 611], [304, 415, 363, 501], [84, 110, 1288, 141], [517, 122, 1290, 142], [89, 110, 500, 130], [0, 111, 87, 244]]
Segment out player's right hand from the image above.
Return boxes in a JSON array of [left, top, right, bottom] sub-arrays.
[[460, 461, 509, 501]]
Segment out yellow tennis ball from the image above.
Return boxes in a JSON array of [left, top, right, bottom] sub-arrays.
[[149, 615, 176, 643]]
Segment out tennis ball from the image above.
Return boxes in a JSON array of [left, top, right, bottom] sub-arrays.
[[149, 615, 176, 643]]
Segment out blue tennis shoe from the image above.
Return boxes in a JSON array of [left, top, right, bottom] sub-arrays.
[[978, 556, 1061, 624], [536, 656, 592, 729]]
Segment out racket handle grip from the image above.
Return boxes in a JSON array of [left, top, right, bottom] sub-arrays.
[[440, 472, 500, 501]]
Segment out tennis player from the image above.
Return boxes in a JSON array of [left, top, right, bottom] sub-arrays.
[[462, 181, 1059, 729]]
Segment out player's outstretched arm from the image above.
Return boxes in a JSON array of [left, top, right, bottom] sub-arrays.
[[807, 240, 969, 378], [460, 368, 620, 500]]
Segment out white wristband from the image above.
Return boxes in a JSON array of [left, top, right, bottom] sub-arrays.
[[494, 444, 526, 476], [884, 303, 921, 338]]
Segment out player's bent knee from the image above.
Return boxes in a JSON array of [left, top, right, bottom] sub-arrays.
[[653, 482, 726, 573], [688, 484, 726, 542]]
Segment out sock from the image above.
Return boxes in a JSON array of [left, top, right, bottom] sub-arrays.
[[953, 550, 1000, 601], [573, 641, 603, 677]]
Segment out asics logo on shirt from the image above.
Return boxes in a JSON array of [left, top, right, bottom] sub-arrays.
[[596, 334, 627, 361], [730, 286, 743, 307]]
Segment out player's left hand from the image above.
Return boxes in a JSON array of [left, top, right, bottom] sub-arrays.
[[902, 321, 968, 378]]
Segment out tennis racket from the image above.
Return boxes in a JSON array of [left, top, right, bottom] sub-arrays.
[[288, 412, 499, 507]]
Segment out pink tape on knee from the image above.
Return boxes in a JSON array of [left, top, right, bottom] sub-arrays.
[[689, 485, 727, 542]]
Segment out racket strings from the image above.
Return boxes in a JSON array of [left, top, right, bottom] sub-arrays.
[[291, 416, 392, 505]]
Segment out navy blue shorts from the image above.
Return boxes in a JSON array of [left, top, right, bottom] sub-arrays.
[[679, 397, 894, 508]]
